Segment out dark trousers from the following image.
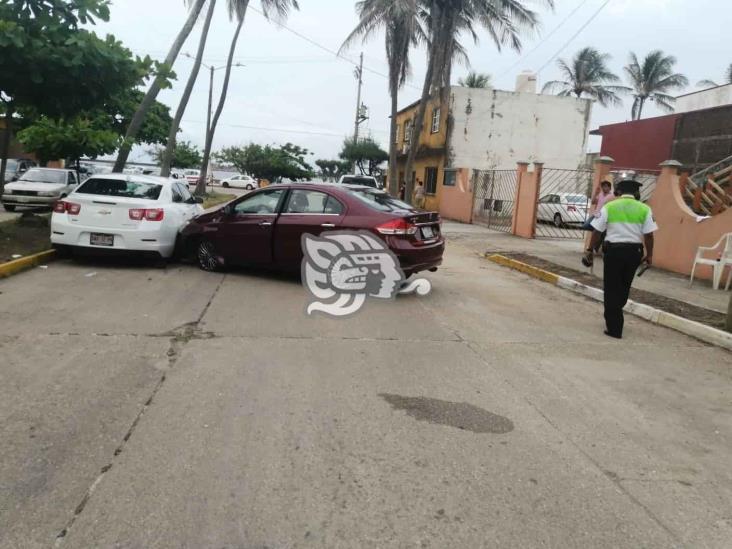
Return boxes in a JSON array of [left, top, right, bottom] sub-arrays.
[[602, 243, 643, 337]]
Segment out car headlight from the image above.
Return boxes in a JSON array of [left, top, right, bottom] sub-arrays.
[[38, 191, 59, 197]]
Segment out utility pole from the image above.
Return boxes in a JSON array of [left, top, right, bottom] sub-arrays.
[[353, 52, 364, 144]]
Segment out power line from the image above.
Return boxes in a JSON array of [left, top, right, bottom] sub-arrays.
[[536, 0, 613, 74], [496, 0, 591, 79], [182, 119, 348, 138]]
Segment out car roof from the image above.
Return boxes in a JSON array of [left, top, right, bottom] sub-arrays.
[[84, 173, 175, 186], [25, 167, 70, 173], [271, 182, 384, 192]]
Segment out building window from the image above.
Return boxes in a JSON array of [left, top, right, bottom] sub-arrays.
[[443, 169, 457, 187], [431, 108, 441, 133], [425, 167, 438, 195], [404, 119, 413, 143]]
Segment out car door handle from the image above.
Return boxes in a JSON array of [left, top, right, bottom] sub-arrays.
[[321, 223, 336, 228], [259, 221, 272, 227]]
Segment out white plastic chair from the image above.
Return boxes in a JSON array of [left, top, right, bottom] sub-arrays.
[[689, 233, 732, 290]]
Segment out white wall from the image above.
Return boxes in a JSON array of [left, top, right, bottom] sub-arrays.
[[447, 87, 592, 171], [675, 84, 732, 113]]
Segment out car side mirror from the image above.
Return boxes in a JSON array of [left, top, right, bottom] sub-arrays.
[[193, 196, 203, 204], [222, 203, 234, 215]]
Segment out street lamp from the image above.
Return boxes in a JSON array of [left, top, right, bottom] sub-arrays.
[[183, 53, 245, 185]]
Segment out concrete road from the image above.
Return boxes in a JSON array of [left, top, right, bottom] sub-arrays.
[[0, 224, 730, 548]]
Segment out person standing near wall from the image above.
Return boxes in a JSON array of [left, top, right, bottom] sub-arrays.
[[583, 179, 657, 339], [413, 180, 426, 209]]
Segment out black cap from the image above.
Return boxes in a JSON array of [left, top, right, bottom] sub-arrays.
[[616, 178, 643, 193]]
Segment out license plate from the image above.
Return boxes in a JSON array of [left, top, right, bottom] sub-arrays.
[[90, 233, 114, 247], [421, 226, 435, 239]]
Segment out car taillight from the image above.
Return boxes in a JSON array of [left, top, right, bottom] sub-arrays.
[[376, 218, 417, 235], [129, 208, 164, 221], [54, 201, 80, 215]]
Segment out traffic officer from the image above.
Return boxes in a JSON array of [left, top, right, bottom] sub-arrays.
[[583, 179, 658, 339]]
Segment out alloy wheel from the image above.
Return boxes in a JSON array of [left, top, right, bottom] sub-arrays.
[[197, 240, 221, 272]]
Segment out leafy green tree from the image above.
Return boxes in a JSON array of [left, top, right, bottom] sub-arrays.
[[151, 141, 202, 169], [625, 51, 689, 120], [113, 0, 207, 172], [542, 47, 626, 106], [215, 143, 313, 182], [698, 64, 732, 88], [339, 137, 389, 176], [196, 0, 301, 195], [315, 159, 351, 181], [403, 0, 553, 203], [0, 0, 152, 189], [340, 0, 422, 195], [458, 71, 492, 88]]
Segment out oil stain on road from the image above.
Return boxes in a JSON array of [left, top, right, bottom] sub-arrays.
[[379, 394, 514, 434]]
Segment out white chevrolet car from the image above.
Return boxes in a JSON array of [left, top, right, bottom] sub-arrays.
[[51, 175, 204, 259]]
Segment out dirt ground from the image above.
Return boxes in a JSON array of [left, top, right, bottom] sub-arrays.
[[0, 215, 51, 263], [494, 252, 727, 331]]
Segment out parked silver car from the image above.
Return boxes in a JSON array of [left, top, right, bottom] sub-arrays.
[[537, 192, 590, 227], [2, 168, 80, 211]]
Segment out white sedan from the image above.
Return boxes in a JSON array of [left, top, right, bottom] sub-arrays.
[[220, 174, 258, 190], [537, 193, 590, 227], [51, 174, 204, 259]]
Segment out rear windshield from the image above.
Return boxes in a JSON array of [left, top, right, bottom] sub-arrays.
[[19, 168, 65, 184], [342, 176, 378, 188], [349, 189, 412, 212], [76, 178, 163, 200]]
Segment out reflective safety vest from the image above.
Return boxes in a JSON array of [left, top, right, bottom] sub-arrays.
[[594, 196, 657, 243]]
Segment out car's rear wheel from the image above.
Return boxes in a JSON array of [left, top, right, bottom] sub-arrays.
[[245, 184, 254, 190], [553, 213, 563, 228], [3, 204, 16, 212], [197, 239, 222, 272]]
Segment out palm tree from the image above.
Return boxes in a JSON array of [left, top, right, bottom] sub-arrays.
[[697, 63, 732, 88], [160, 0, 217, 177], [542, 47, 625, 107], [625, 50, 688, 120], [458, 71, 492, 88], [196, 0, 300, 195], [403, 0, 553, 203], [340, 0, 422, 196], [113, 0, 207, 172]]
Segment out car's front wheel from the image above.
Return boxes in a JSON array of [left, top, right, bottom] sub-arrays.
[[196, 239, 223, 272], [553, 213, 563, 228], [245, 184, 254, 190], [222, 181, 230, 188]]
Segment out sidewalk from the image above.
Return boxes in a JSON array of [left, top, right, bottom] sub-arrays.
[[442, 221, 728, 315]]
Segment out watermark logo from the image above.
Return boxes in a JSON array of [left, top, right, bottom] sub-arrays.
[[301, 231, 432, 317]]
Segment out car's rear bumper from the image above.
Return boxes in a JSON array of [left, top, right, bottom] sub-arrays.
[[387, 236, 445, 276], [51, 215, 177, 258]]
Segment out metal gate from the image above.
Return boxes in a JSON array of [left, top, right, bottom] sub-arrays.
[[536, 168, 594, 239], [472, 170, 518, 233]]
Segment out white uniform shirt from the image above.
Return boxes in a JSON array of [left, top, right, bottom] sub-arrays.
[[590, 195, 658, 244]]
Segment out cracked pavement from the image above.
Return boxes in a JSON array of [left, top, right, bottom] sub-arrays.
[[0, 223, 730, 548]]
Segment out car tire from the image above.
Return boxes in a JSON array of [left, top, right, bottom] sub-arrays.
[[3, 204, 16, 212], [553, 213, 563, 228], [222, 182, 229, 188], [52, 244, 72, 259], [196, 239, 223, 272], [245, 184, 254, 190]]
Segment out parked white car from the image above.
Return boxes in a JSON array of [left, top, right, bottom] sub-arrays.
[[51, 175, 204, 259], [537, 193, 590, 227], [220, 174, 258, 190], [183, 169, 201, 186], [2, 168, 80, 212], [337, 174, 381, 189]]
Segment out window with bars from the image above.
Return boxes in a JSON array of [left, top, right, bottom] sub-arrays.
[[404, 120, 413, 143], [431, 108, 441, 133], [425, 167, 438, 195]]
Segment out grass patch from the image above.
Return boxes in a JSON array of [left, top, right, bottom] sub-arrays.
[[203, 192, 236, 209], [0, 214, 52, 263]]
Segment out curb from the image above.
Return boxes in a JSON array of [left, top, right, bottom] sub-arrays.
[[0, 249, 56, 279], [485, 253, 732, 352]]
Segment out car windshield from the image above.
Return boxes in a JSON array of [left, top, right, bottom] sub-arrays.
[[76, 178, 163, 200], [349, 189, 412, 212], [566, 195, 588, 203], [341, 176, 377, 188], [19, 168, 65, 184]]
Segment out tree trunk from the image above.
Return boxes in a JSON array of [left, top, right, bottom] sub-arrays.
[[196, 13, 246, 196], [388, 87, 399, 196], [113, 0, 206, 173], [161, 0, 217, 177], [403, 50, 435, 204], [727, 290, 732, 333], [0, 102, 14, 196], [637, 97, 646, 120]]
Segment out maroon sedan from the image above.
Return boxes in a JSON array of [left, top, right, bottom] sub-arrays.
[[181, 183, 444, 276]]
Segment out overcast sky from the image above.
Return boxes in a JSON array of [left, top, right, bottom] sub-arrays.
[[94, 0, 727, 164]]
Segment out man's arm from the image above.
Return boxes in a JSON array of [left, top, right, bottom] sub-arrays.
[[643, 233, 654, 265]]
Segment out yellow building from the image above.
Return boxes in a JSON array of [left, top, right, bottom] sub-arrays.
[[393, 95, 450, 212]]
